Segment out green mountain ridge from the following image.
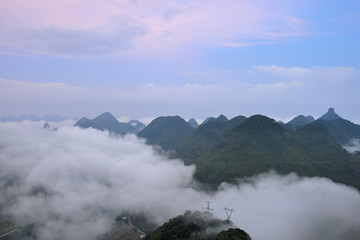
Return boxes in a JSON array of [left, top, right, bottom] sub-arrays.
[[137, 116, 195, 150], [317, 118, 360, 145], [188, 118, 199, 129], [74, 112, 139, 134], [194, 115, 360, 189], [277, 108, 360, 146], [281, 115, 315, 131], [201, 115, 229, 125], [134, 109, 360, 190], [318, 107, 342, 121], [174, 115, 247, 164]]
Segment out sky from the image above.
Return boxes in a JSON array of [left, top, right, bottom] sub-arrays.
[[0, 0, 359, 122]]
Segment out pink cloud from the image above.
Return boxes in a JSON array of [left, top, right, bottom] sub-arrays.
[[0, 0, 308, 57]]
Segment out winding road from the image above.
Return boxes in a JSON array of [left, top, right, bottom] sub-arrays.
[[0, 228, 17, 238]]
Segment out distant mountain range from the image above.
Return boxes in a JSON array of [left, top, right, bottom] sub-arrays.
[[74, 112, 144, 135], [201, 114, 229, 125], [193, 115, 360, 189], [134, 108, 360, 190], [27, 108, 360, 189], [280, 115, 315, 131], [0, 114, 71, 122], [280, 108, 360, 144]]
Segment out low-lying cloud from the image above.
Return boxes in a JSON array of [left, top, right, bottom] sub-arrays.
[[0, 122, 360, 240], [343, 138, 360, 154]]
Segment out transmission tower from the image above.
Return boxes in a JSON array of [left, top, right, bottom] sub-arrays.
[[203, 201, 214, 214], [224, 207, 235, 221]]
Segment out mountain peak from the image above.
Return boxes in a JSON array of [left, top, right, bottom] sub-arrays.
[[318, 108, 342, 121], [288, 115, 315, 126], [188, 118, 198, 128], [201, 114, 228, 125], [74, 113, 138, 134], [236, 114, 284, 132], [137, 116, 194, 150], [217, 114, 228, 122], [94, 112, 117, 121]]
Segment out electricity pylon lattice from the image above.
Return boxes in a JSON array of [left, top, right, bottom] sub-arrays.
[[203, 201, 214, 214], [224, 207, 235, 221]]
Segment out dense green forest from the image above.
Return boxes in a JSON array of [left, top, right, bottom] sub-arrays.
[[193, 115, 360, 189], [135, 110, 360, 190], [144, 211, 251, 240]]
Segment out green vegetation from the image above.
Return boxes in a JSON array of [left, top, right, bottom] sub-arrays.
[[0, 217, 15, 231], [138, 110, 360, 190], [280, 115, 315, 131], [174, 116, 246, 164], [116, 213, 159, 234], [317, 118, 360, 145], [137, 116, 195, 150], [144, 211, 251, 240], [215, 228, 251, 240], [193, 115, 360, 189]]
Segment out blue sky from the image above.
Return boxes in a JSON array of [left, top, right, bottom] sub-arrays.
[[0, 0, 359, 122]]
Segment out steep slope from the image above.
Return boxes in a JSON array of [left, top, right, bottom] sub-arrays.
[[188, 118, 199, 129], [194, 115, 360, 189], [201, 115, 229, 125], [318, 107, 342, 121], [322, 118, 360, 144], [74, 112, 138, 134], [129, 120, 146, 131], [137, 116, 194, 150], [144, 211, 251, 240], [288, 115, 313, 126], [281, 115, 315, 131], [174, 115, 247, 164], [316, 108, 360, 145]]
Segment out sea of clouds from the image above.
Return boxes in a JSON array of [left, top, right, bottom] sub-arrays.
[[0, 121, 360, 240]]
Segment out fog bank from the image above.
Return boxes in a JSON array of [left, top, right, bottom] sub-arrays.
[[343, 138, 360, 154], [0, 122, 360, 240]]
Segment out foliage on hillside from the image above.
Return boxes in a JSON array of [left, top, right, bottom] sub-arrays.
[[193, 115, 360, 189], [317, 118, 360, 145], [137, 116, 194, 150], [144, 211, 251, 240], [174, 116, 246, 164]]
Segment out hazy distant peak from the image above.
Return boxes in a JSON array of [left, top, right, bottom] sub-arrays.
[[188, 118, 198, 128], [0, 114, 71, 122], [318, 108, 342, 121], [306, 116, 315, 122], [93, 112, 117, 121], [128, 119, 141, 125], [74, 112, 138, 134], [75, 117, 91, 125], [236, 114, 283, 132], [217, 114, 228, 122], [128, 119, 146, 131], [288, 115, 315, 126], [201, 114, 228, 125]]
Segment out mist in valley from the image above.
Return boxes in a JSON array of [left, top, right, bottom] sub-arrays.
[[1, 121, 360, 240], [344, 139, 360, 154]]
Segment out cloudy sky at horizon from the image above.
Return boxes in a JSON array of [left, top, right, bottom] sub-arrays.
[[0, 0, 359, 122]]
